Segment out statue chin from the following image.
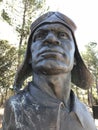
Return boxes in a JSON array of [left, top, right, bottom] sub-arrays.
[[35, 67, 66, 75], [32, 59, 71, 75]]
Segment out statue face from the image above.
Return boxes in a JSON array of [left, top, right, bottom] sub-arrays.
[[31, 23, 75, 74]]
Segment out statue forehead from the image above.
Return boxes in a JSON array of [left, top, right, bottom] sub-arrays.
[[33, 23, 72, 34]]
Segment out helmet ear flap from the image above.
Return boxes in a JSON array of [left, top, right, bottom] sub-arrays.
[[13, 36, 33, 92], [71, 41, 93, 90], [13, 62, 32, 92]]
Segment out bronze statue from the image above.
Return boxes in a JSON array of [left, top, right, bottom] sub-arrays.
[[3, 12, 96, 130]]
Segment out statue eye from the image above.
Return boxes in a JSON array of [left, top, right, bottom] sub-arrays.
[[58, 32, 69, 39], [34, 31, 48, 41], [35, 33, 43, 40]]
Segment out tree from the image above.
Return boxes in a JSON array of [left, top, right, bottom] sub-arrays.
[[1, 9, 11, 25], [72, 42, 98, 107], [82, 42, 98, 106], [17, 0, 47, 65], [0, 40, 17, 106], [1, 0, 48, 65]]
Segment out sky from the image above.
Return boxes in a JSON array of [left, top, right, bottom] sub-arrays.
[[0, 0, 98, 51], [46, 0, 98, 51]]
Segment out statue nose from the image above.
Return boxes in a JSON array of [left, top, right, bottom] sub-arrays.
[[43, 32, 60, 45]]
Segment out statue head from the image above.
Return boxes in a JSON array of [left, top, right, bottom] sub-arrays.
[[31, 23, 75, 75], [13, 11, 93, 92]]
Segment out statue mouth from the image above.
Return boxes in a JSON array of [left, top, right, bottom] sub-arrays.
[[41, 51, 63, 59], [39, 50, 64, 60], [38, 48, 65, 59], [35, 47, 67, 64]]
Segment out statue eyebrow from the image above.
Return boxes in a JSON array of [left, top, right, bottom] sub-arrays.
[[34, 29, 48, 34], [36, 27, 49, 31], [34, 26, 72, 35]]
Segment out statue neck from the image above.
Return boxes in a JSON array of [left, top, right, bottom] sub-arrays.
[[33, 72, 71, 109]]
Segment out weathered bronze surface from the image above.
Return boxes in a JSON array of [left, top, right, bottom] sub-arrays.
[[2, 12, 96, 130]]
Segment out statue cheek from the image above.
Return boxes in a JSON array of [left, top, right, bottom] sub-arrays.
[[31, 41, 42, 52]]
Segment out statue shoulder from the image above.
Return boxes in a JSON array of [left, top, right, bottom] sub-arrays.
[[74, 96, 96, 129], [5, 88, 30, 110]]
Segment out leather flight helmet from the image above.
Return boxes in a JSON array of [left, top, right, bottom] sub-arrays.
[[13, 11, 93, 92]]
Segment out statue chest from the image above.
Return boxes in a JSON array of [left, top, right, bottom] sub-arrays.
[[13, 102, 91, 130]]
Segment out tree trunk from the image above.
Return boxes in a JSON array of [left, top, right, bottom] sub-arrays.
[[0, 94, 4, 107], [18, 1, 27, 66], [88, 88, 93, 107]]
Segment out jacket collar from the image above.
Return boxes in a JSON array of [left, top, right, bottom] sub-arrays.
[[71, 91, 85, 127], [28, 82, 87, 128]]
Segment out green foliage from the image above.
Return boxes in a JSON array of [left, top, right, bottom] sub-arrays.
[[0, 40, 17, 105], [82, 42, 98, 105], [82, 42, 98, 78], [72, 42, 98, 106], [2, 0, 48, 65], [72, 84, 89, 105], [1, 9, 11, 25], [18, 44, 27, 64]]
